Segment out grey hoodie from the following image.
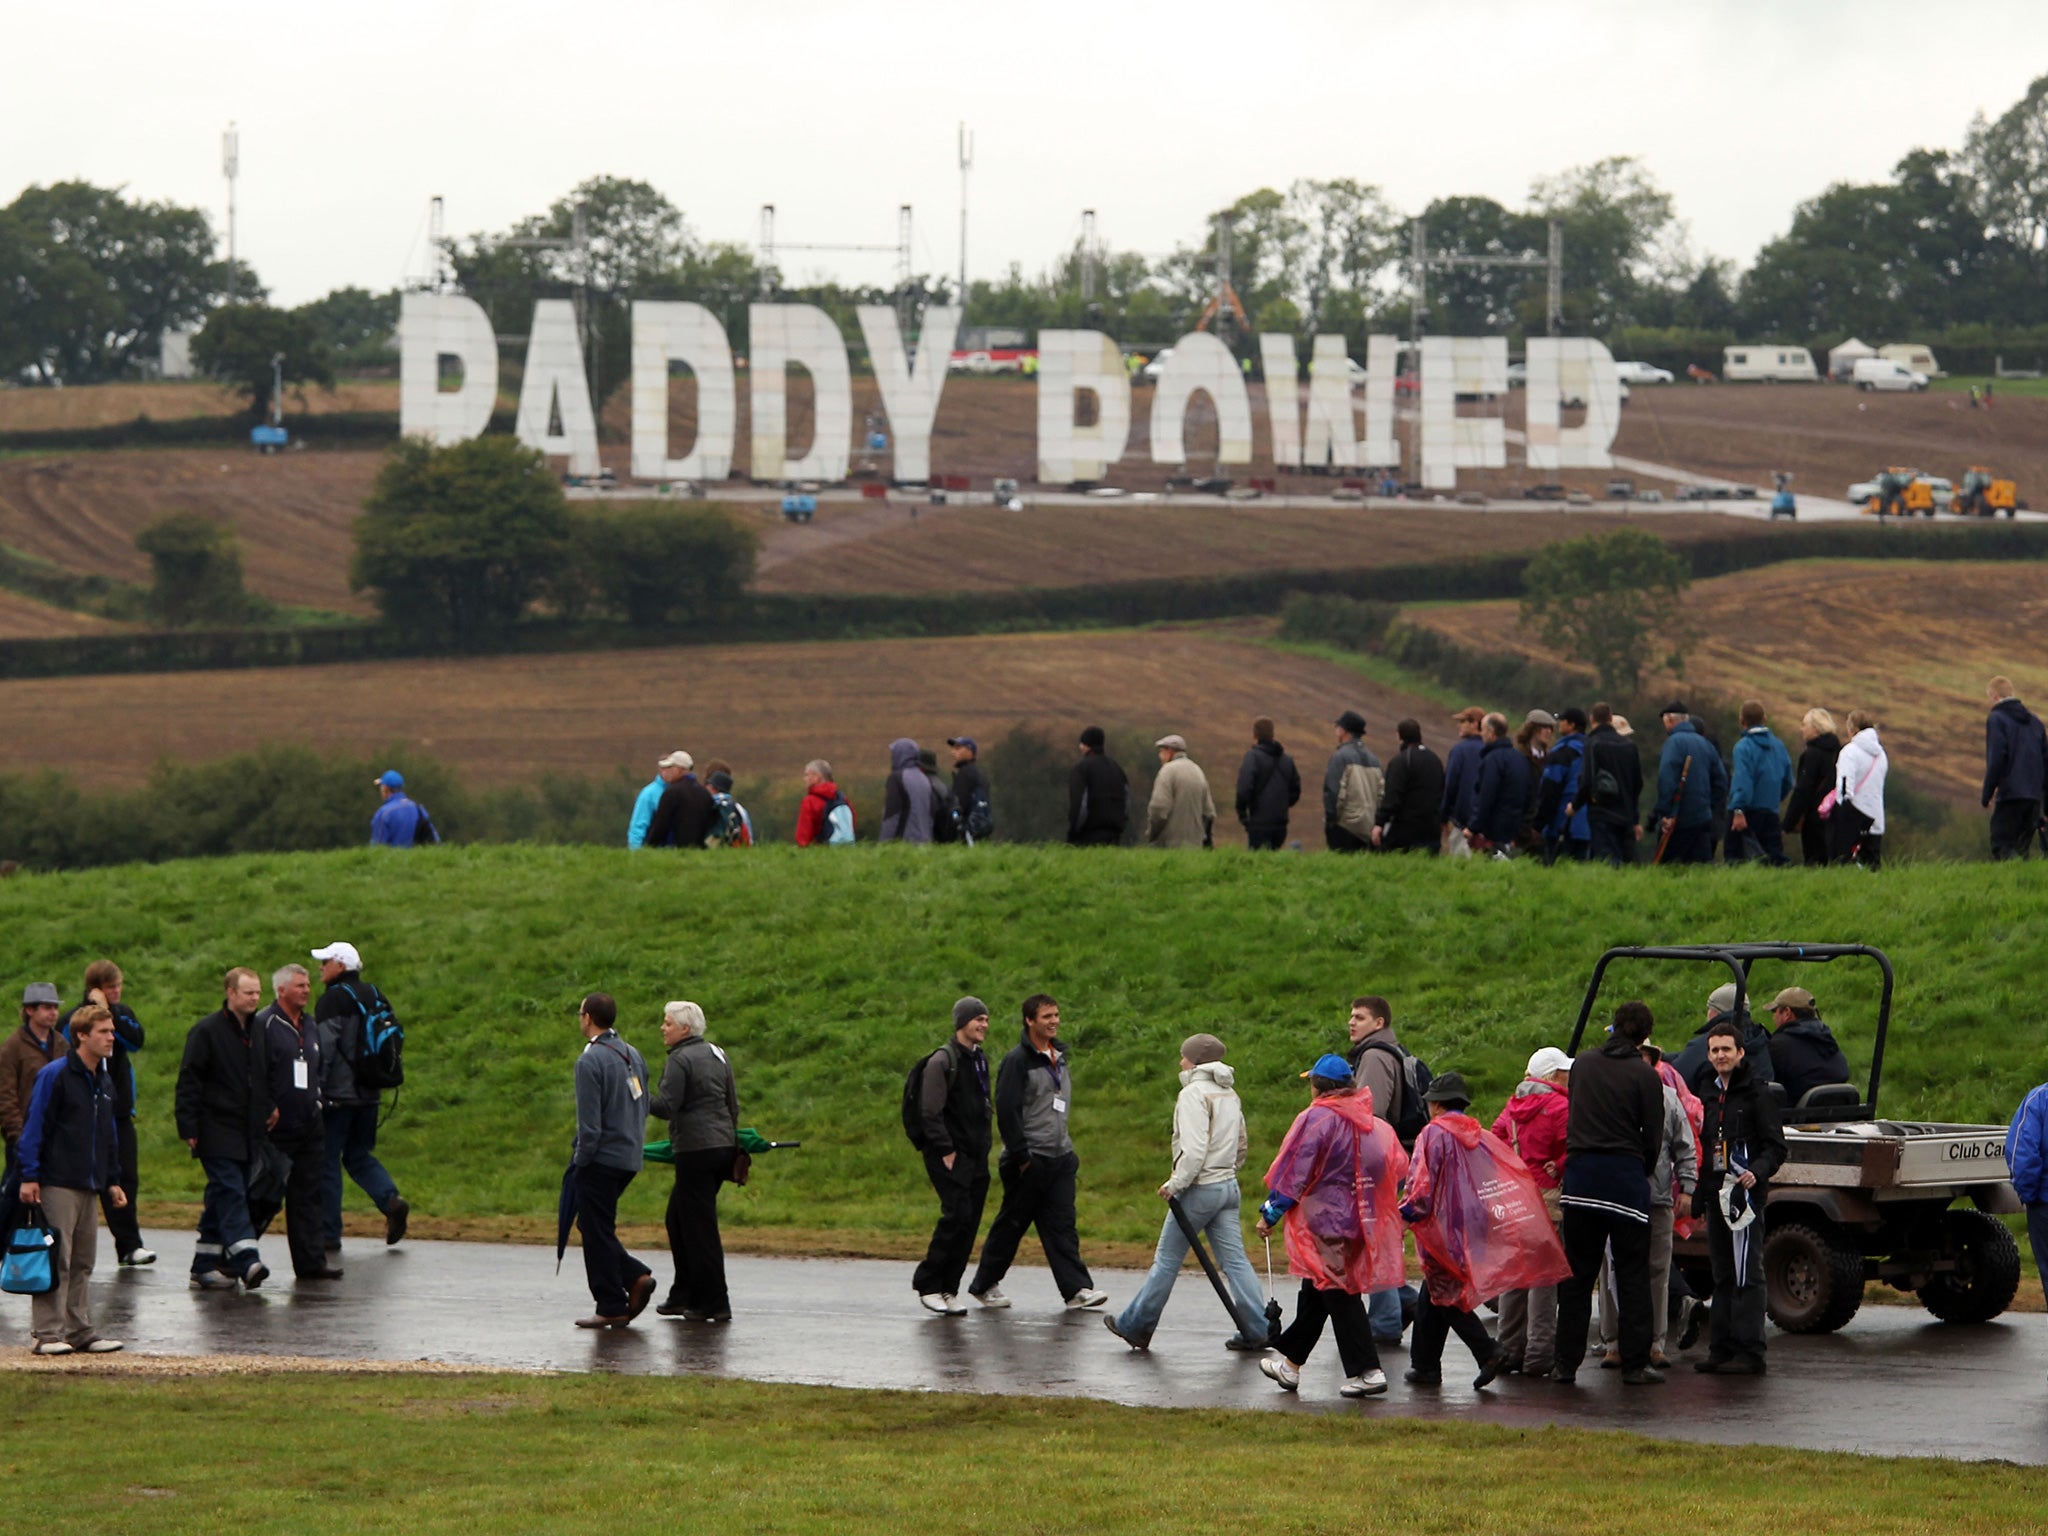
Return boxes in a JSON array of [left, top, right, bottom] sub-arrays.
[[881, 737, 934, 843]]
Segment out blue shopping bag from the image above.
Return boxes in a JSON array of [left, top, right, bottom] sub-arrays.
[[1, 1207, 56, 1295]]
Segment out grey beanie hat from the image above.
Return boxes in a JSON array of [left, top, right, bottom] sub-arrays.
[[1180, 1033, 1226, 1066], [1707, 982, 1740, 1015], [952, 996, 990, 1030]]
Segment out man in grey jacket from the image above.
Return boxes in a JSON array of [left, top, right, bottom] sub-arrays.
[[569, 992, 654, 1329], [1105, 1034, 1270, 1351], [967, 995, 1108, 1310], [1146, 735, 1216, 849], [1322, 711, 1384, 852], [1343, 995, 1415, 1342], [650, 1001, 740, 1322]]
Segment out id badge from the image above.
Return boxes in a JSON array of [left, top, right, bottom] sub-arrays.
[[1052, 1096, 1068, 1115], [292, 1059, 310, 1091], [628, 1075, 644, 1101]]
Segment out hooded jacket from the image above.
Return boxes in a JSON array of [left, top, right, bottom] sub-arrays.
[[1783, 731, 1840, 832], [1146, 751, 1216, 848], [2005, 1083, 2048, 1207], [1654, 719, 1728, 831], [1767, 1016, 1852, 1106], [1471, 736, 1532, 847], [1236, 739, 1303, 835], [1400, 1112, 1572, 1309], [1670, 1011, 1778, 1095], [1322, 737, 1385, 840], [881, 738, 935, 843], [1984, 697, 2048, 806], [1378, 741, 1444, 850], [1262, 1089, 1408, 1295], [1067, 750, 1129, 845], [994, 1027, 1075, 1162], [1536, 731, 1589, 842], [1165, 1061, 1249, 1196], [1729, 726, 1796, 814], [795, 779, 853, 846], [1491, 1077, 1570, 1190], [1834, 727, 1888, 833]]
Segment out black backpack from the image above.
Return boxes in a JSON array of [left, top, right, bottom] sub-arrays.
[[1587, 736, 1631, 812], [901, 1047, 954, 1149], [335, 980, 405, 1091], [1363, 1036, 1433, 1149], [964, 784, 994, 841], [926, 773, 963, 844]]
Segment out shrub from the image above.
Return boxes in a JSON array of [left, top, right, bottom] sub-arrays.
[[1277, 591, 1400, 651], [566, 502, 759, 626], [133, 513, 274, 628]]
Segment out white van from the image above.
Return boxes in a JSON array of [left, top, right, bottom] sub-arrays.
[[1852, 358, 1929, 393], [1723, 345, 1819, 382]]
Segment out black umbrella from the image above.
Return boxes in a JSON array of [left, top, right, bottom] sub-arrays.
[[1167, 1195, 1267, 1342], [554, 1161, 578, 1274]]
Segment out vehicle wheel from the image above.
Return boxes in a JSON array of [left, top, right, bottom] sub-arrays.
[[1765, 1222, 1866, 1334], [1919, 1209, 2021, 1323]]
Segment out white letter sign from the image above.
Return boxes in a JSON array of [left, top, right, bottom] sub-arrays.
[[399, 293, 498, 444]]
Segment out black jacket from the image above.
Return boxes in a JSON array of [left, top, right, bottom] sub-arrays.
[[1580, 724, 1644, 829], [1564, 1035, 1665, 1171], [1768, 1016, 1851, 1106], [1234, 740, 1301, 834], [1378, 742, 1445, 850], [255, 1002, 323, 1137], [1984, 698, 2048, 806], [1671, 1013, 1778, 1096], [1783, 732, 1840, 833], [313, 971, 384, 1106], [952, 760, 992, 835], [1471, 737, 1532, 848], [918, 1038, 992, 1161], [1696, 1060, 1787, 1201], [18, 1050, 118, 1191], [175, 1006, 275, 1162], [1067, 752, 1129, 845], [647, 776, 718, 849]]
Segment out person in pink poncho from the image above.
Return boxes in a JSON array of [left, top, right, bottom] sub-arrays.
[[1400, 1071, 1572, 1388], [1253, 1054, 1407, 1399]]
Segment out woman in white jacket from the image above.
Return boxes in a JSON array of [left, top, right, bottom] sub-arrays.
[[1830, 710, 1888, 868]]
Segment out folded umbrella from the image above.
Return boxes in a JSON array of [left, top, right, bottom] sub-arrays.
[[555, 1161, 578, 1274], [738, 1128, 800, 1154]]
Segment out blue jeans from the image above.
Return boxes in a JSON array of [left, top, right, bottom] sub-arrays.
[[323, 1103, 400, 1246], [1114, 1181, 1268, 1343], [194, 1156, 262, 1277], [1369, 1283, 1418, 1341], [2027, 1205, 2048, 1297]]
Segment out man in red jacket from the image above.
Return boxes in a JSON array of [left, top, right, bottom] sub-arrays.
[[795, 761, 854, 846]]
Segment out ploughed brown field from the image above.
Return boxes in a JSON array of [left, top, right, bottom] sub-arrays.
[[0, 379, 402, 430], [0, 623, 1459, 847], [1403, 559, 2048, 805]]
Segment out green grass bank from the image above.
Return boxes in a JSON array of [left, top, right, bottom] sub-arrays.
[[1, 1371, 2039, 1534], [4, 844, 2041, 1251]]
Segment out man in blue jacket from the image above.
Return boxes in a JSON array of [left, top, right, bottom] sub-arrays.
[[17, 1004, 127, 1353], [1983, 677, 2047, 861], [2004, 1079, 2048, 1301], [627, 752, 691, 848], [1470, 712, 1532, 858], [370, 770, 440, 848], [1727, 701, 1795, 866], [1439, 706, 1486, 851], [1536, 707, 1591, 862], [1651, 703, 1728, 865]]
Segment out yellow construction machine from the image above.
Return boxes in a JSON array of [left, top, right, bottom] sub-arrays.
[[1952, 467, 2019, 518]]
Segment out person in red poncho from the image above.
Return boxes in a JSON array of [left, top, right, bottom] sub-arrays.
[[1400, 1072, 1572, 1388], [1253, 1054, 1408, 1398]]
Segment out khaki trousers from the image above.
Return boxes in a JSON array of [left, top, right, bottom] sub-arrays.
[[30, 1185, 100, 1345]]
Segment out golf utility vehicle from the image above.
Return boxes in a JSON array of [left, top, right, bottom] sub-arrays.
[[1565, 943, 2022, 1335]]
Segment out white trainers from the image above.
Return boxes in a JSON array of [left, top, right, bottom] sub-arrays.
[[1340, 1369, 1389, 1397], [31, 1340, 74, 1356], [921, 1293, 969, 1315], [969, 1287, 1012, 1309], [120, 1249, 157, 1267], [80, 1338, 124, 1354], [918, 1293, 951, 1313], [1260, 1354, 1301, 1391], [1063, 1288, 1108, 1310]]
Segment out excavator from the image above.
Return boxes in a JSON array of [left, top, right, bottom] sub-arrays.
[[1864, 467, 1929, 518], [1952, 466, 2019, 518]]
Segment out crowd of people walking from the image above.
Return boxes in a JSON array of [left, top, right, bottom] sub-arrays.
[[604, 675, 2047, 864]]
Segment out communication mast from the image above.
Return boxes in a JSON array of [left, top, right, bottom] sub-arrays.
[[222, 122, 239, 301], [957, 123, 973, 314]]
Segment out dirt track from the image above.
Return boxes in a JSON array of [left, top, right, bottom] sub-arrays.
[[1406, 558, 2048, 804]]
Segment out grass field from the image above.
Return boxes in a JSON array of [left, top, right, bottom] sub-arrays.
[[0, 1371, 2037, 1533], [3, 844, 2039, 1252], [1404, 558, 2048, 806]]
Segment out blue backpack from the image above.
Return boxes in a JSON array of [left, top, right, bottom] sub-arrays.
[[335, 980, 405, 1091], [2, 1207, 55, 1295]]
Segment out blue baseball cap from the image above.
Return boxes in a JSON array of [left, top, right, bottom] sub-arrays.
[[946, 735, 978, 755], [375, 769, 405, 789], [1300, 1053, 1355, 1083]]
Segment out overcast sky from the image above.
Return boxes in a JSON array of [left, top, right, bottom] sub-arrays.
[[6, 1, 2045, 306]]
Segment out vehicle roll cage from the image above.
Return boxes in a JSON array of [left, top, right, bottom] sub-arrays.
[[1566, 943, 1893, 1121]]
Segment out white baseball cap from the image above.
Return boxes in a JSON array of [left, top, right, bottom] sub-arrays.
[[657, 751, 694, 771], [1527, 1046, 1574, 1079], [310, 941, 361, 972]]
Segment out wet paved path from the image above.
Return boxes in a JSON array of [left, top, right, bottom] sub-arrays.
[[17, 1228, 2047, 1463]]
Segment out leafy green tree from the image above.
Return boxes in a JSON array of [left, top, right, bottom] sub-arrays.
[[295, 286, 399, 370], [567, 503, 758, 626], [351, 436, 572, 645], [0, 181, 231, 383], [1965, 72, 2048, 288], [1530, 157, 1677, 335], [1518, 528, 1691, 698], [133, 513, 274, 628], [191, 303, 335, 418]]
